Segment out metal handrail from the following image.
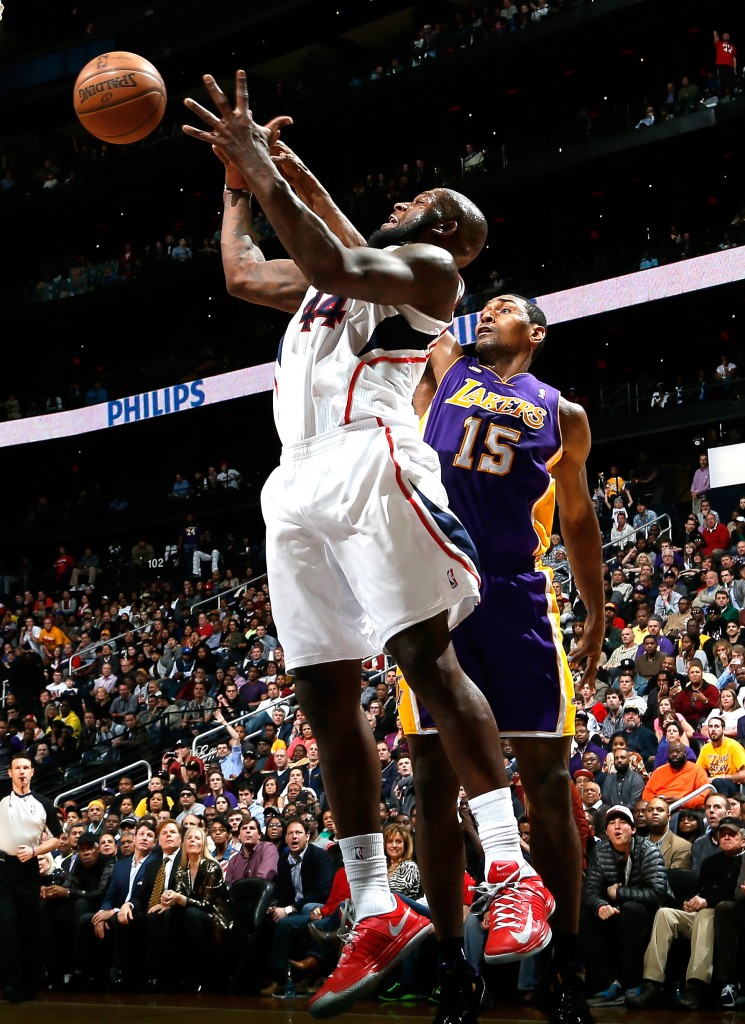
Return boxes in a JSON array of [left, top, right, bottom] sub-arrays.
[[54, 758, 153, 808], [64, 572, 267, 678], [669, 783, 716, 814], [601, 511, 673, 559], [188, 695, 297, 763], [187, 661, 393, 762], [65, 621, 151, 680], [188, 572, 268, 617], [50, 657, 395, 805]]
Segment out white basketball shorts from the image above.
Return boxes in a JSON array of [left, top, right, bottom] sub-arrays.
[[260, 420, 480, 672]]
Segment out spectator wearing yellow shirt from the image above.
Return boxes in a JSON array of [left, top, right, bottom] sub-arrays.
[[604, 466, 632, 510], [696, 716, 745, 796], [38, 615, 70, 657], [54, 697, 82, 737]]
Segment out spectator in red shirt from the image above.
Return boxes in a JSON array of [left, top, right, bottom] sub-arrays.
[[714, 30, 738, 97], [53, 546, 75, 585], [699, 513, 731, 559], [195, 611, 214, 641], [33, 590, 54, 615]]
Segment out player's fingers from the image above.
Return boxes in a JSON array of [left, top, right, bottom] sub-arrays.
[[567, 645, 588, 672], [566, 646, 581, 667], [578, 656, 600, 689], [235, 69, 249, 111], [265, 115, 294, 146], [266, 116, 294, 130], [183, 96, 222, 129], [182, 124, 214, 141], [201, 73, 232, 115]]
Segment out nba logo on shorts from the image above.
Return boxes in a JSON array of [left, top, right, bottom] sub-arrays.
[[447, 568, 458, 589], [354, 846, 365, 860]]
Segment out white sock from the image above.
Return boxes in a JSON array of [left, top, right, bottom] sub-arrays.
[[339, 833, 396, 920], [468, 787, 529, 871]]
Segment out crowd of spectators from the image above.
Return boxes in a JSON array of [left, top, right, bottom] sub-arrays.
[[2, 442, 745, 1004], [350, 0, 579, 88], [2, 2, 745, 1007], [549, 469, 745, 1009]]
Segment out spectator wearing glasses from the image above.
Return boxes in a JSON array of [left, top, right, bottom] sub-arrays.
[[176, 785, 206, 824]]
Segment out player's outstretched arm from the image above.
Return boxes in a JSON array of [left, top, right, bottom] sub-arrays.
[[183, 71, 458, 316], [220, 188, 307, 312], [215, 122, 363, 309], [553, 398, 605, 686], [271, 140, 367, 248], [212, 121, 308, 313]]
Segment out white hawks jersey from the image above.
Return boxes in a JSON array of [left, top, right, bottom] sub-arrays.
[[273, 253, 462, 446]]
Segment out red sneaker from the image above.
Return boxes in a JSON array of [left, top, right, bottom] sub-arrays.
[[474, 861, 555, 964], [307, 895, 434, 1019]]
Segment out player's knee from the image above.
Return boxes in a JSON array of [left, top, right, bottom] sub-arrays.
[[521, 762, 571, 804]]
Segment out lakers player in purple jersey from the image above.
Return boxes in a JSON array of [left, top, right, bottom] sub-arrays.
[[403, 294, 604, 1024], [183, 73, 552, 1023]]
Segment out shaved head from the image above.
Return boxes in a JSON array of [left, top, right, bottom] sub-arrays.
[[368, 188, 487, 268], [434, 188, 488, 265]]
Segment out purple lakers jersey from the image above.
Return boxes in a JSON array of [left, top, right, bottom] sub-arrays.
[[422, 355, 562, 567]]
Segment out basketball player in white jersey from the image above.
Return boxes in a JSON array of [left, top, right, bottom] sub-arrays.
[[184, 71, 553, 1021]]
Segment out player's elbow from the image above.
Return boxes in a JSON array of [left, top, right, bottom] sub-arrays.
[[225, 278, 243, 300], [224, 265, 247, 300]]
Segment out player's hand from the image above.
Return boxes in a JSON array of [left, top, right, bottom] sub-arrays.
[[271, 138, 313, 189], [183, 70, 291, 186], [214, 115, 294, 190], [567, 620, 603, 689]]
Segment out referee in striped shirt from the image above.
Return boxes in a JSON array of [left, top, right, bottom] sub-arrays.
[[0, 753, 62, 1003]]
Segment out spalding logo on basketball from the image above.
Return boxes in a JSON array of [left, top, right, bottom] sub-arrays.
[[73, 51, 167, 144]]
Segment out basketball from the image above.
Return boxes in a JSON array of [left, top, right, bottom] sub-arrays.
[[73, 51, 167, 144]]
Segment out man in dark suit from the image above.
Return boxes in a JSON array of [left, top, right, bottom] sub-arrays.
[[260, 817, 334, 996], [75, 820, 158, 986], [39, 831, 116, 988], [110, 819, 183, 989]]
